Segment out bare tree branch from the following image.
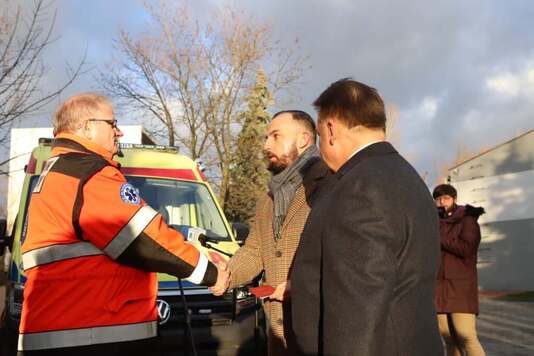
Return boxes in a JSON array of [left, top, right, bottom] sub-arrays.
[[100, 0, 307, 205], [0, 0, 87, 168]]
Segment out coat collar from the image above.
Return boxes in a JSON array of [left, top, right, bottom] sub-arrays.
[[441, 204, 485, 224], [334, 141, 397, 179], [52, 133, 119, 167], [282, 159, 330, 228], [301, 158, 331, 200]]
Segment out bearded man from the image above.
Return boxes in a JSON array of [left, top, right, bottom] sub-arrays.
[[433, 184, 486, 356], [227, 110, 329, 356]]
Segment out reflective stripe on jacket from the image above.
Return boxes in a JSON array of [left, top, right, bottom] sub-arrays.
[[19, 134, 213, 351]]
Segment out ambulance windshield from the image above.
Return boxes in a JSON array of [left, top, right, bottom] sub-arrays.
[[126, 176, 230, 241]]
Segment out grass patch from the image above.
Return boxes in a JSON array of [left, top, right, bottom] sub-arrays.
[[495, 291, 534, 302]]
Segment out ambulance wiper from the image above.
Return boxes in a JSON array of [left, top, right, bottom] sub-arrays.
[[198, 233, 219, 245], [198, 234, 233, 257]]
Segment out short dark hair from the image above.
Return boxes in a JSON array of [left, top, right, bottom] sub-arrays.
[[272, 110, 317, 143], [313, 78, 386, 130], [432, 184, 457, 199]]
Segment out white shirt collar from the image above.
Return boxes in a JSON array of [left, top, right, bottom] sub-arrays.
[[348, 140, 384, 160]]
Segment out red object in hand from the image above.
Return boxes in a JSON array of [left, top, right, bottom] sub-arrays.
[[249, 285, 275, 298]]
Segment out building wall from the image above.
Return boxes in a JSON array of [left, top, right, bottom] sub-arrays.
[[478, 219, 534, 290], [449, 130, 534, 290], [449, 130, 534, 182], [452, 169, 534, 224], [7, 128, 53, 233]]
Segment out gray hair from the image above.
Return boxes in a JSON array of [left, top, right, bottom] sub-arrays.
[[53, 93, 112, 135]]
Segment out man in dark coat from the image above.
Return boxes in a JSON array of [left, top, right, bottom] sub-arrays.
[[291, 78, 443, 356], [433, 184, 486, 356]]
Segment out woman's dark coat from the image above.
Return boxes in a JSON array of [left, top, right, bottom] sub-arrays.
[[435, 204, 485, 314]]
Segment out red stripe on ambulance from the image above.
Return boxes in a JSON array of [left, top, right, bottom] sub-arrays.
[[122, 167, 197, 181]]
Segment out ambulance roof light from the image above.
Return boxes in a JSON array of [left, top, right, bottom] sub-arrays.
[[119, 143, 180, 153], [35, 139, 180, 154]]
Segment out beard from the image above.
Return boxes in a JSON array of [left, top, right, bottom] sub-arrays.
[[266, 144, 299, 174], [444, 203, 456, 214]]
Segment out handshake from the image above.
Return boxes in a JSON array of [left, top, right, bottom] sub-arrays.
[[209, 262, 288, 301], [209, 262, 231, 296]]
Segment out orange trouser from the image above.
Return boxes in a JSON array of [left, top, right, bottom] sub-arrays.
[[437, 313, 485, 356]]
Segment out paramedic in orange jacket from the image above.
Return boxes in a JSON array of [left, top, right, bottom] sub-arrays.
[[18, 93, 229, 356]]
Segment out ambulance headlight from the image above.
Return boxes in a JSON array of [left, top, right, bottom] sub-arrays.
[[235, 287, 251, 300], [233, 285, 256, 315]]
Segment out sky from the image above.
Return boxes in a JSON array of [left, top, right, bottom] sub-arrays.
[[6, 0, 534, 185]]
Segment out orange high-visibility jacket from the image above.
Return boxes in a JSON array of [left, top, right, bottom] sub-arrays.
[[18, 134, 217, 351]]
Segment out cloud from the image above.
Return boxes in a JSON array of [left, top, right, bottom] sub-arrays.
[[485, 60, 534, 99], [8, 0, 534, 186], [417, 97, 439, 121], [486, 73, 521, 97]]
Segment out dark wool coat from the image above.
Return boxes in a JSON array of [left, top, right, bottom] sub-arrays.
[[291, 142, 443, 356], [434, 205, 485, 314]]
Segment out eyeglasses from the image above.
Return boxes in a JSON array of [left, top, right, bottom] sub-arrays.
[[87, 118, 118, 129]]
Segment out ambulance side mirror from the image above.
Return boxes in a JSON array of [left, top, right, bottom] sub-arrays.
[[232, 222, 249, 246]]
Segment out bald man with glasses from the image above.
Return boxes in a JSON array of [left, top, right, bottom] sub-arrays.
[[18, 93, 229, 355]]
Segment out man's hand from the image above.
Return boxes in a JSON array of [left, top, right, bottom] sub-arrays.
[[268, 281, 289, 301], [209, 261, 230, 296]]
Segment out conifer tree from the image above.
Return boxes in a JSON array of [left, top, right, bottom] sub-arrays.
[[225, 69, 272, 223]]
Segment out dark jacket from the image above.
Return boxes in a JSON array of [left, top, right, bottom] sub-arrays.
[[434, 204, 485, 314], [291, 142, 443, 356]]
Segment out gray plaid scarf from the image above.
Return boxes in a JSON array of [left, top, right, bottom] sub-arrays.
[[268, 145, 320, 240]]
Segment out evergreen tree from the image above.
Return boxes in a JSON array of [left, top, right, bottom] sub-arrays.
[[225, 69, 272, 223]]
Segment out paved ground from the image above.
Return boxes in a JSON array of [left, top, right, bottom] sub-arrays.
[[478, 296, 534, 356]]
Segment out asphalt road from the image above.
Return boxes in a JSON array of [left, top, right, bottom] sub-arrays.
[[478, 296, 534, 355]]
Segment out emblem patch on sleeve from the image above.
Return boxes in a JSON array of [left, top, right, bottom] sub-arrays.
[[120, 183, 141, 205]]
